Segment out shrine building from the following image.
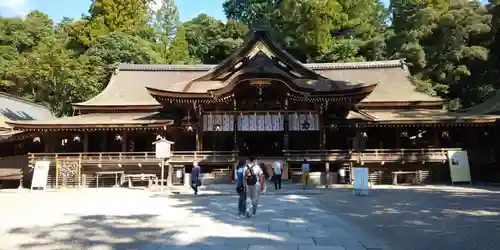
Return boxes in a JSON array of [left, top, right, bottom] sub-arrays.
[[3, 29, 499, 188]]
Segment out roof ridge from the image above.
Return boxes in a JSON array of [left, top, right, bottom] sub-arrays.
[[118, 64, 216, 71], [0, 92, 52, 111], [117, 59, 406, 72], [305, 59, 405, 70]]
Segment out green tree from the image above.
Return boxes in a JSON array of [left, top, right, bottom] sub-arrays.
[[85, 31, 162, 67], [387, 0, 491, 109], [165, 25, 190, 64], [150, 0, 179, 47], [223, 0, 387, 62], [6, 35, 103, 116], [184, 14, 248, 64]]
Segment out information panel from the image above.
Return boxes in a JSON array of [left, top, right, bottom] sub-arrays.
[[447, 150, 472, 184], [31, 161, 51, 190], [352, 167, 369, 196]]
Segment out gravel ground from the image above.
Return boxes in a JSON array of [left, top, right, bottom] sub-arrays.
[[314, 186, 500, 250]]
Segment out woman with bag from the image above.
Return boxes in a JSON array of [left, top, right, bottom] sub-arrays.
[[235, 159, 246, 216]]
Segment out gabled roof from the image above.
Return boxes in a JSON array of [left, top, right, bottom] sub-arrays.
[[6, 112, 173, 131], [73, 30, 442, 110], [74, 59, 440, 109], [0, 92, 54, 138], [362, 109, 498, 124], [461, 91, 500, 115]]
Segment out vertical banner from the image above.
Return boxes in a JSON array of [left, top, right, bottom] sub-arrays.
[[31, 161, 51, 191], [447, 150, 472, 184], [352, 167, 369, 196]]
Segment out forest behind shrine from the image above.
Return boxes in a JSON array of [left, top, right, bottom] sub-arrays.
[[1, 0, 500, 116]]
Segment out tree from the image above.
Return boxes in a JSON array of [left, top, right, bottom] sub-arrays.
[[387, 0, 491, 109], [89, 0, 151, 32], [150, 0, 180, 46], [223, 0, 387, 62], [85, 31, 162, 67], [165, 25, 190, 64], [6, 35, 103, 116], [184, 14, 248, 64]]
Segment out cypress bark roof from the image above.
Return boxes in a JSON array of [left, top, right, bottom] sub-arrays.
[[74, 29, 442, 109], [6, 112, 173, 131]]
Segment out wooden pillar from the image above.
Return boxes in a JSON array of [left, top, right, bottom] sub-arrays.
[[283, 98, 289, 152], [195, 131, 201, 151], [395, 127, 401, 149], [83, 132, 89, 152], [196, 104, 204, 151], [121, 131, 128, 152], [320, 118, 326, 150], [233, 98, 238, 154], [100, 131, 107, 152], [44, 133, 56, 153], [324, 162, 330, 186], [433, 127, 439, 147]]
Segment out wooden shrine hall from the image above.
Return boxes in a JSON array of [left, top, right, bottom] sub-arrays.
[[4, 29, 500, 188]]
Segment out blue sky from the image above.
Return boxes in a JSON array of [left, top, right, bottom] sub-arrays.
[[0, 0, 488, 23], [0, 0, 227, 22]]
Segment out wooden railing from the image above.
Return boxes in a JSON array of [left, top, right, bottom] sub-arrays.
[[28, 151, 238, 165], [284, 148, 459, 163], [27, 148, 458, 165]]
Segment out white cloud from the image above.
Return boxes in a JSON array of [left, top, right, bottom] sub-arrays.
[[0, 0, 29, 17]]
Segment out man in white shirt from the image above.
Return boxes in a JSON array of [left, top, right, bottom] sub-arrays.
[[243, 157, 265, 217], [272, 160, 282, 190]]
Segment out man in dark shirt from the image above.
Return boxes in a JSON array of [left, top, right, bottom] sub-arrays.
[[191, 162, 201, 195]]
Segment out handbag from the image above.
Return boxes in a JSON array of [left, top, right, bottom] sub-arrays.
[[236, 184, 244, 194], [196, 179, 201, 186]]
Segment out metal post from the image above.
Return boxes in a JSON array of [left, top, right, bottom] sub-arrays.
[[160, 158, 165, 192]]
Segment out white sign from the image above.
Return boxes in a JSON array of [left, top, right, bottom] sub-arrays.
[[31, 161, 51, 190], [447, 150, 472, 184], [153, 139, 174, 159], [352, 167, 369, 196]]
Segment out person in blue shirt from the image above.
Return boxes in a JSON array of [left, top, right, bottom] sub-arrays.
[[191, 162, 201, 195], [235, 159, 246, 216]]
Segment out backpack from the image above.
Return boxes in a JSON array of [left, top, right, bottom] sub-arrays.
[[245, 164, 258, 185]]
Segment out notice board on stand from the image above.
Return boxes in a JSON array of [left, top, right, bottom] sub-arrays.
[[352, 167, 369, 196], [447, 150, 472, 184], [31, 161, 51, 190]]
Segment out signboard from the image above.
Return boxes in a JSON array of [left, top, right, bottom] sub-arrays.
[[31, 161, 51, 190], [447, 150, 472, 184], [153, 139, 174, 159], [352, 167, 369, 196]]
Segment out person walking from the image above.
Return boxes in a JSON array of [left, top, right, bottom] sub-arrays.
[[243, 157, 265, 218], [272, 159, 282, 190], [235, 160, 246, 216], [301, 159, 310, 189], [191, 162, 201, 195]]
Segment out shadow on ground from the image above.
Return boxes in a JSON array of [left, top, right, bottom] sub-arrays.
[[4, 192, 350, 250], [315, 186, 500, 250]]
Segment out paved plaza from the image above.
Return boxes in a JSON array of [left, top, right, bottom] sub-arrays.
[[0, 188, 387, 250], [315, 185, 500, 250]]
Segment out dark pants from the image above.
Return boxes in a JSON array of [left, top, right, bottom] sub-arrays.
[[238, 190, 246, 214], [273, 174, 282, 190], [191, 181, 198, 194]]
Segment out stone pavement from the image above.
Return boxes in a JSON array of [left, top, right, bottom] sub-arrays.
[[167, 183, 323, 196], [0, 189, 388, 250]]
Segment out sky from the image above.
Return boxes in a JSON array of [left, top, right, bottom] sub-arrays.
[[0, 0, 488, 23], [0, 0, 227, 22]]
